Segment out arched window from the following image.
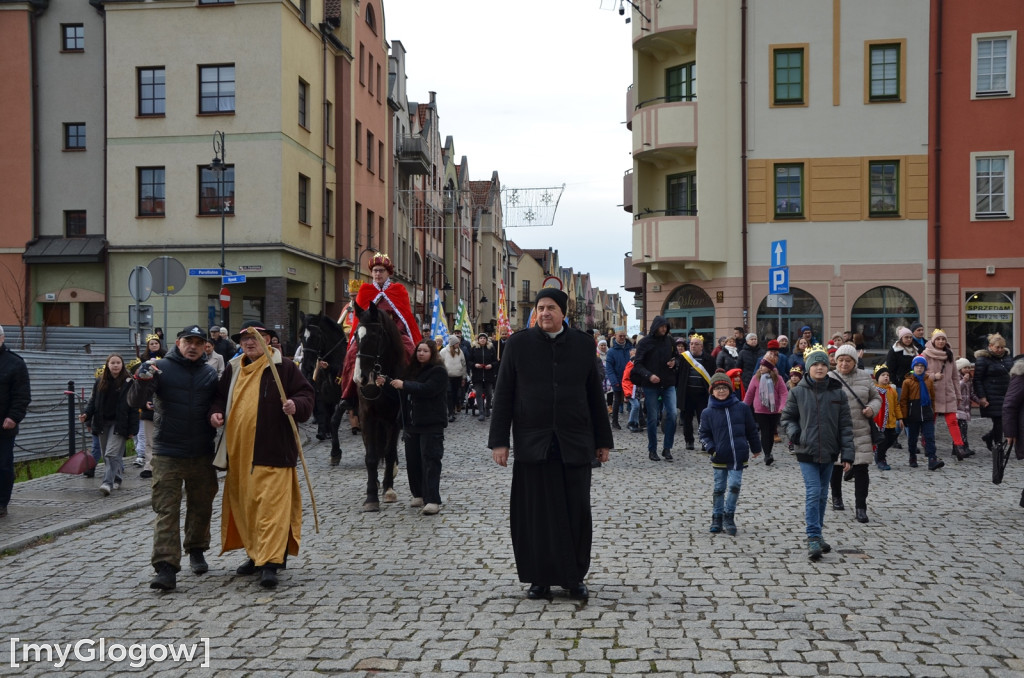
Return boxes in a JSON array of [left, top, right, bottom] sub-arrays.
[[755, 287, 824, 342], [365, 4, 377, 33], [850, 286, 919, 350], [662, 284, 714, 339]]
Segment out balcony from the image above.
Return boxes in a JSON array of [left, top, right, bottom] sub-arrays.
[[632, 102, 696, 164], [397, 134, 430, 175], [631, 0, 696, 57], [622, 169, 633, 213], [631, 210, 726, 282], [625, 85, 635, 131]]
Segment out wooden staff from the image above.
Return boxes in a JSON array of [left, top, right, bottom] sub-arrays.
[[248, 327, 320, 533]]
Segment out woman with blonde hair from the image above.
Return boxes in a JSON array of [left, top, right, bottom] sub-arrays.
[[440, 335, 467, 423], [921, 328, 967, 460], [974, 332, 1014, 450]]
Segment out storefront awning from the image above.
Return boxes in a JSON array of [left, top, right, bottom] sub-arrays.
[[22, 237, 107, 264]]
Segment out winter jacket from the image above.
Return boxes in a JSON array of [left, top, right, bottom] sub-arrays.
[[675, 349, 714, 411], [605, 339, 633, 387], [974, 348, 1015, 418], [874, 385, 903, 429], [699, 393, 761, 470], [716, 346, 740, 372], [737, 343, 765, 392], [899, 373, 936, 423], [488, 325, 614, 465], [631, 316, 678, 389], [0, 344, 30, 439], [957, 376, 977, 421], [128, 347, 220, 459], [780, 374, 855, 466], [84, 376, 140, 438], [885, 340, 919, 386], [401, 363, 449, 433], [468, 343, 498, 385], [743, 370, 789, 415], [440, 347, 467, 379], [1001, 360, 1024, 440], [921, 340, 960, 414], [829, 369, 882, 466], [621, 361, 637, 399]]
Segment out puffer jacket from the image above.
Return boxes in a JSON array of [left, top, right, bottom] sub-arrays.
[[621, 361, 636, 399], [84, 376, 139, 438], [737, 342, 765, 392], [440, 346, 467, 379], [974, 348, 1014, 418], [780, 374, 855, 466], [0, 344, 30, 439], [899, 373, 936, 423], [401, 363, 449, 433], [921, 341, 959, 414], [884, 340, 919, 386], [829, 368, 882, 466], [605, 339, 633, 387], [632, 316, 678, 388], [1001, 360, 1024, 440], [699, 393, 761, 470], [128, 347, 220, 458]]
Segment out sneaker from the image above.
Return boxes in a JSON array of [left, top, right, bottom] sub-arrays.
[[421, 503, 440, 515], [99, 483, 112, 496], [133, 457, 145, 468], [113, 481, 121, 491], [928, 458, 945, 471], [189, 550, 209, 575], [808, 537, 823, 561], [410, 497, 424, 508], [876, 462, 891, 471], [150, 563, 176, 591]]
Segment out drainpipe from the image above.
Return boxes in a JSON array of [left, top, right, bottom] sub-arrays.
[[320, 23, 328, 316], [740, 0, 750, 329], [933, 0, 943, 332], [29, 4, 43, 328]]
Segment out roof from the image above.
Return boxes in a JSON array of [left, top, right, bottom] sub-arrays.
[[23, 237, 106, 264], [506, 240, 524, 257], [468, 180, 493, 207]]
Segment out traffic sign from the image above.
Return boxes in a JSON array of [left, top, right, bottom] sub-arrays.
[[128, 266, 152, 303], [766, 294, 793, 309], [222, 275, 246, 285], [769, 266, 790, 294], [219, 287, 231, 308], [771, 240, 787, 267], [189, 268, 237, 277], [148, 256, 187, 295]]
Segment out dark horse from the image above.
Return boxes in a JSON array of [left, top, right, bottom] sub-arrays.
[[351, 300, 407, 511], [299, 312, 348, 464]]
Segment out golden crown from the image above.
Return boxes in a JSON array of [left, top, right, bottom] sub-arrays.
[[688, 333, 703, 342], [145, 333, 161, 343], [931, 328, 946, 336], [804, 343, 827, 358]]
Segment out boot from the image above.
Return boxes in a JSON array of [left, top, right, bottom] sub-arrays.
[[723, 513, 737, 536], [909, 455, 918, 468], [150, 562, 176, 591], [648, 450, 660, 462], [856, 508, 869, 523], [236, 558, 257, 576], [820, 539, 832, 554], [709, 514, 723, 533], [832, 496, 845, 511], [662, 449, 673, 461], [189, 549, 208, 575], [765, 453, 775, 466], [807, 537, 823, 561], [952, 445, 965, 461], [259, 563, 280, 588], [982, 432, 994, 451], [928, 457, 945, 471]]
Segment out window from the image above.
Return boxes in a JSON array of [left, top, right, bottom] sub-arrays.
[[355, 202, 362, 246], [754, 287, 824, 343], [199, 64, 235, 113], [850, 286, 919, 350], [365, 3, 377, 33], [666, 62, 696, 102], [774, 164, 804, 217], [65, 210, 87, 237], [298, 0, 308, 22], [359, 43, 365, 85], [972, 153, 1013, 220], [63, 123, 86, 150], [325, 101, 333, 146], [367, 209, 375, 247], [667, 172, 696, 216], [138, 67, 166, 116], [199, 0, 234, 4], [298, 78, 308, 128], [868, 161, 899, 216], [355, 121, 362, 163], [521, 279, 530, 303], [772, 47, 804, 105], [325, 188, 334, 235], [61, 24, 84, 51], [378, 140, 384, 181], [199, 165, 234, 215], [367, 131, 374, 173], [973, 32, 1017, 99], [368, 55, 374, 95], [376, 63, 382, 102], [298, 174, 310, 224], [138, 167, 165, 216], [868, 43, 901, 101]]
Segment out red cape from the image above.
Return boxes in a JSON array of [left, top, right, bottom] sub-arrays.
[[351, 280, 422, 344]]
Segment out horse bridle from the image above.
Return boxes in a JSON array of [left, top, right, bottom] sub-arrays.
[[355, 322, 390, 400]]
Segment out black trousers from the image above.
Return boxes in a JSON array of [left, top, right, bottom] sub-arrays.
[[611, 386, 624, 424], [447, 377, 462, 415], [831, 464, 870, 509], [680, 390, 709, 444], [754, 412, 780, 457], [876, 428, 899, 463], [404, 430, 444, 505]]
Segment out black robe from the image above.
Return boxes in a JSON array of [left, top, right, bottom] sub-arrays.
[[488, 326, 614, 586]]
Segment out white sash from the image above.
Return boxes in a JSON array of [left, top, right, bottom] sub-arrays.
[[682, 351, 711, 385]]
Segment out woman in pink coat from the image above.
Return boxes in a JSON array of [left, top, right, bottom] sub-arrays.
[[743, 357, 789, 466], [922, 328, 966, 460]]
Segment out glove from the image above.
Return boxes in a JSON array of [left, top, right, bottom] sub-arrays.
[[135, 360, 161, 380], [790, 431, 800, 446]]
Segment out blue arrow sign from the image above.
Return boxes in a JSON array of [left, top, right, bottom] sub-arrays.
[[222, 275, 247, 285], [769, 266, 789, 294], [771, 240, 787, 268], [189, 268, 237, 277]]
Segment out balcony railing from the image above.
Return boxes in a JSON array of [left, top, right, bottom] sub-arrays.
[[397, 135, 430, 175]]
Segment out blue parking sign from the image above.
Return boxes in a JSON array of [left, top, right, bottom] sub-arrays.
[[769, 267, 789, 294]]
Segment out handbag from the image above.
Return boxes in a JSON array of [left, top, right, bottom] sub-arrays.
[[991, 440, 1013, 485], [834, 372, 885, 446], [212, 430, 228, 471]]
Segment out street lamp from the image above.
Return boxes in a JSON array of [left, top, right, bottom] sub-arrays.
[[207, 131, 228, 327]]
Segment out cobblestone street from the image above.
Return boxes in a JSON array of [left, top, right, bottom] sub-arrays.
[[1, 413, 1023, 677]]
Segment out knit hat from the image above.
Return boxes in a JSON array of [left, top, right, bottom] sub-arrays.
[[804, 344, 829, 368], [766, 339, 780, 350], [760, 358, 777, 370], [448, 335, 460, 346], [675, 337, 686, 345], [956, 358, 973, 371], [873, 364, 890, 380], [911, 356, 928, 370], [535, 288, 568, 316], [834, 344, 859, 362], [910, 321, 924, 332], [777, 334, 788, 344], [789, 365, 804, 378], [897, 326, 913, 340], [800, 325, 812, 334], [745, 332, 758, 342], [709, 372, 733, 393]]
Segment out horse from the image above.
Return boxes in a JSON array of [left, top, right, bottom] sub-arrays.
[[351, 300, 407, 511], [299, 312, 348, 464]]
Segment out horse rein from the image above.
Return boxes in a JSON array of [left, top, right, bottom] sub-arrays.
[[355, 322, 390, 400]]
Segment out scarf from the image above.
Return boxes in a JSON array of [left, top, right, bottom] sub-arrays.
[[874, 385, 889, 424], [724, 345, 738, 358], [758, 372, 775, 411], [914, 371, 932, 407]]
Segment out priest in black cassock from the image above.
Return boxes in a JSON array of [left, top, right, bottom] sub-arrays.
[[488, 287, 613, 601]]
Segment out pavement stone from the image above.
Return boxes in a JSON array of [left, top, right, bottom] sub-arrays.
[[0, 412, 1022, 676]]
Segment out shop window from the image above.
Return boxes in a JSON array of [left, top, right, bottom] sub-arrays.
[[850, 286, 920, 351], [965, 291, 1015, 355], [755, 287, 824, 343]]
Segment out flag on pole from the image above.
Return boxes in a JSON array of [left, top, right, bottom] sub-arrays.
[[429, 289, 449, 345], [526, 306, 538, 328], [497, 279, 512, 336], [454, 298, 474, 337]]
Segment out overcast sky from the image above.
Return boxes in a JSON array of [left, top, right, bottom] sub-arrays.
[[383, 0, 637, 328]]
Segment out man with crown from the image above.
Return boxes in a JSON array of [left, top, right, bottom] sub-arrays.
[[676, 332, 716, 450], [340, 253, 422, 403]]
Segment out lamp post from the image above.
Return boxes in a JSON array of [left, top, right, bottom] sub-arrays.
[[208, 131, 228, 328], [472, 284, 490, 331]]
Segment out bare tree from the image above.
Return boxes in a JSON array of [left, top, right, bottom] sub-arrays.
[[0, 259, 28, 349]]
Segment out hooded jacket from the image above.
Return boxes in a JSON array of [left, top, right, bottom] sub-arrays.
[[974, 348, 1015, 418], [698, 392, 761, 470], [780, 374, 855, 466], [604, 338, 633, 387], [631, 316, 678, 388]]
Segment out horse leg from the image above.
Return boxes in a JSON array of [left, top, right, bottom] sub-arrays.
[[362, 424, 380, 512], [382, 429, 398, 503], [329, 401, 343, 466]]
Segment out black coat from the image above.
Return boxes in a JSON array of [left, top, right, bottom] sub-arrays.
[[885, 341, 919, 387], [84, 376, 139, 438], [737, 343, 765, 391], [676, 350, 714, 411], [974, 348, 1015, 418], [631, 316, 678, 388], [1001, 361, 1024, 440], [401, 363, 449, 432], [468, 344, 498, 384], [0, 344, 30, 439], [488, 326, 614, 465], [128, 347, 220, 458]]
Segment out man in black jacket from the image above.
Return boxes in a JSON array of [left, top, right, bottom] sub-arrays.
[[676, 334, 714, 450], [469, 333, 497, 421], [631, 316, 679, 461], [129, 325, 220, 591], [0, 325, 31, 519], [489, 288, 612, 601]]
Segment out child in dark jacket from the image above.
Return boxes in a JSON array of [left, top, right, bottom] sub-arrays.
[[698, 372, 761, 536], [900, 356, 943, 471]]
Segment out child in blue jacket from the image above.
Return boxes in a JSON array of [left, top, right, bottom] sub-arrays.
[[699, 371, 762, 535]]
